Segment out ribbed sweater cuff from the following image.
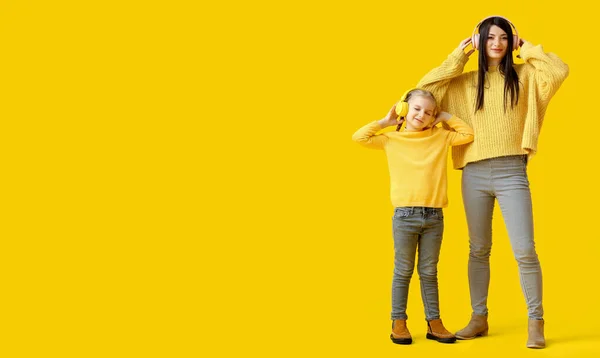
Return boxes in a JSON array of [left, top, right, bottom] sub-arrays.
[[450, 46, 470, 66], [519, 41, 540, 61]]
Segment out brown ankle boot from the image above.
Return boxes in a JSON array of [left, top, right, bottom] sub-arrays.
[[455, 313, 488, 339], [526, 319, 545, 348], [390, 319, 412, 345], [426, 318, 456, 343]]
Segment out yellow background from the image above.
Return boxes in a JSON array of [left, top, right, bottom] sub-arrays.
[[1, 0, 598, 357]]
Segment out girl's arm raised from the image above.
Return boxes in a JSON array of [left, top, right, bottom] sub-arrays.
[[352, 105, 402, 150], [434, 112, 474, 146]]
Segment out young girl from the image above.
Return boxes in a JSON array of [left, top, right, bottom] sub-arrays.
[[352, 88, 474, 345], [417, 16, 569, 348]]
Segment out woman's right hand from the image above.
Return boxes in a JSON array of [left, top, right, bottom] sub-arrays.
[[378, 104, 403, 128], [459, 37, 475, 57]]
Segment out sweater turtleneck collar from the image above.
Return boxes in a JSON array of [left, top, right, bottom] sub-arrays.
[[399, 127, 434, 137]]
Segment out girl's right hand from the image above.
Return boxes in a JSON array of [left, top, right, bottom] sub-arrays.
[[378, 104, 403, 128], [459, 37, 475, 57]]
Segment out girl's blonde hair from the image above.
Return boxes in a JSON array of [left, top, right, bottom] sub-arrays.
[[396, 89, 438, 131]]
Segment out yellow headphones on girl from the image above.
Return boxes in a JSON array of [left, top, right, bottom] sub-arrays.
[[471, 15, 520, 51], [394, 88, 417, 118]]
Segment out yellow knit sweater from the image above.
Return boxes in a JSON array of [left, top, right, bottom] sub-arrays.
[[352, 117, 473, 208], [417, 41, 569, 169]]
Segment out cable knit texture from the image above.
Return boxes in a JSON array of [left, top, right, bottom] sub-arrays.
[[417, 41, 569, 169]]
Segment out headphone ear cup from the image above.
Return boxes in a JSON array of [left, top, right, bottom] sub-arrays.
[[472, 34, 480, 50], [395, 101, 409, 117], [513, 35, 520, 51]]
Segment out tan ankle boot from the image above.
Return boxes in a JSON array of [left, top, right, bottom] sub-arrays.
[[390, 319, 412, 345], [426, 318, 456, 343], [526, 319, 545, 348], [455, 313, 488, 339]]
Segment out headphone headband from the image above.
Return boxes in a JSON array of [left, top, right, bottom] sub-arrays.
[[472, 15, 519, 39], [395, 88, 436, 120], [471, 15, 520, 51], [399, 88, 414, 102]]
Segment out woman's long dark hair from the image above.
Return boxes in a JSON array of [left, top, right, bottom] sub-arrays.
[[475, 17, 519, 112]]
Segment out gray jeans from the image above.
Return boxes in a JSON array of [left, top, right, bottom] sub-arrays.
[[462, 155, 543, 319], [391, 207, 444, 321]]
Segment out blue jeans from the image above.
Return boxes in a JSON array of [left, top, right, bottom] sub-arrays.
[[391, 207, 444, 321], [462, 155, 543, 319]]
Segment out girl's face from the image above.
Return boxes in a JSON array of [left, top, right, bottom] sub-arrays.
[[485, 25, 509, 65], [404, 96, 436, 131]]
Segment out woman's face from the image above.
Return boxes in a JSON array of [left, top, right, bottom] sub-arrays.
[[485, 25, 509, 65]]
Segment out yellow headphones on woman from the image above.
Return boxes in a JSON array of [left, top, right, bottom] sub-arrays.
[[471, 15, 520, 51]]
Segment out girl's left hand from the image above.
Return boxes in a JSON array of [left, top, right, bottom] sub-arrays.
[[430, 111, 452, 128]]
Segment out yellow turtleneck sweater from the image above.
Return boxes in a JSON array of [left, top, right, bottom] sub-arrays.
[[352, 117, 473, 208], [417, 41, 569, 169]]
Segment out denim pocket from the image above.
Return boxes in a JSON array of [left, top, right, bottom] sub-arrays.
[[394, 207, 411, 218], [520, 156, 529, 176]]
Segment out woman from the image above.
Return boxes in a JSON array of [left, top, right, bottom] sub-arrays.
[[417, 16, 569, 349]]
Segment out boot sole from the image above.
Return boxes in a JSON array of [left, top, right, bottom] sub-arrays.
[[426, 333, 456, 343], [390, 334, 412, 345], [455, 330, 488, 340], [526, 344, 545, 349]]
